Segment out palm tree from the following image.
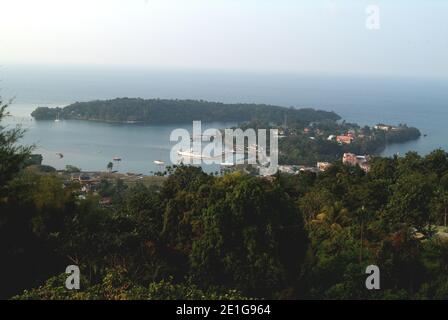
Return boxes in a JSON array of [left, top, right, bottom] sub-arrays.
[[356, 205, 372, 264], [107, 162, 113, 172]]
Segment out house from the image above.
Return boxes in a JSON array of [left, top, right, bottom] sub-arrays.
[[374, 124, 392, 131], [343, 153, 368, 166], [359, 162, 371, 173], [79, 175, 92, 184], [336, 135, 354, 144], [299, 166, 320, 174], [317, 162, 332, 172], [342, 153, 371, 172], [275, 129, 287, 138], [71, 173, 100, 191], [278, 165, 297, 175], [343, 153, 358, 166], [71, 174, 94, 184]]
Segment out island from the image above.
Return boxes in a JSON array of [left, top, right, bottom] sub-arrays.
[[31, 97, 340, 124]]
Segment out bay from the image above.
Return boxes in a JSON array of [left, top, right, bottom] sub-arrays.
[[2, 66, 447, 172]]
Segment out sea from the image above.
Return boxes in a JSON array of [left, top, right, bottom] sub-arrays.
[[1, 65, 447, 174]]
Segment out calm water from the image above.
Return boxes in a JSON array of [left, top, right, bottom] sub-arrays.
[[4, 106, 233, 174], [2, 66, 448, 172]]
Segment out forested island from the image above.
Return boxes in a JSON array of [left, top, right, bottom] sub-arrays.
[[31, 98, 340, 124]]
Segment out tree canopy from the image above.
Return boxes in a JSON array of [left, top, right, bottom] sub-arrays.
[[31, 98, 340, 124]]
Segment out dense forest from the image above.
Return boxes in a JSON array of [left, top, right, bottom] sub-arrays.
[[31, 98, 340, 124], [2, 101, 448, 300]]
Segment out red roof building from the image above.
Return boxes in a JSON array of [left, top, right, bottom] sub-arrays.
[[337, 135, 354, 144]]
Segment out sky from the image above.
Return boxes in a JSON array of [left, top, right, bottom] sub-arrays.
[[0, 0, 447, 78]]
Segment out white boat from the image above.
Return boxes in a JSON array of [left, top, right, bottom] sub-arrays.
[[177, 149, 203, 159], [153, 160, 165, 165], [178, 148, 219, 160]]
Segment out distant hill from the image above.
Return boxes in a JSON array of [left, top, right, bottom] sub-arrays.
[[31, 98, 341, 124]]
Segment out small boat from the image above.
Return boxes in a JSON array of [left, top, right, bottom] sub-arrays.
[[113, 157, 122, 161], [177, 148, 214, 160], [56, 153, 64, 159], [177, 148, 201, 158], [154, 160, 165, 165], [55, 112, 61, 122]]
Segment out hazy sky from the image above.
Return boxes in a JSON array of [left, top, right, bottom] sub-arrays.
[[1, 0, 447, 78]]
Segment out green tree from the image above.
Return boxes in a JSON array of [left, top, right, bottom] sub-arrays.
[[386, 172, 436, 231], [0, 101, 32, 190], [190, 173, 308, 298], [65, 165, 81, 173]]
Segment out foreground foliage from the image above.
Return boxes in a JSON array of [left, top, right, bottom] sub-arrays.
[[15, 268, 247, 300]]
